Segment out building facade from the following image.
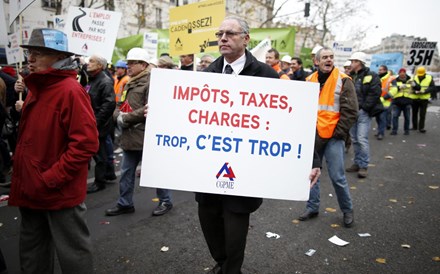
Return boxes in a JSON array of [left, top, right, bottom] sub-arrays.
[[3, 0, 275, 40]]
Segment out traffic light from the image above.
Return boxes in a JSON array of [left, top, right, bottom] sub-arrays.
[[304, 2, 310, 17]]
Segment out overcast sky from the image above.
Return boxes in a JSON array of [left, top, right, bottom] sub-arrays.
[[275, 0, 439, 48]]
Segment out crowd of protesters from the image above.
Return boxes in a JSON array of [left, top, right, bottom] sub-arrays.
[[0, 17, 437, 273]]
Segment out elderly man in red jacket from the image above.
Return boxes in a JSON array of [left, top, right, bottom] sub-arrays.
[[8, 28, 99, 273]]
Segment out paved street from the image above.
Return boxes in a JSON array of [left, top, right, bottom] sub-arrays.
[[1, 101, 439, 274]]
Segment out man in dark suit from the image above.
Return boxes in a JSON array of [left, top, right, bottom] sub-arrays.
[[200, 16, 321, 274]]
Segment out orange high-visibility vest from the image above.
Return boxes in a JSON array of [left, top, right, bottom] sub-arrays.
[[272, 63, 290, 80], [114, 75, 130, 102], [380, 73, 393, 107], [307, 68, 350, 138]]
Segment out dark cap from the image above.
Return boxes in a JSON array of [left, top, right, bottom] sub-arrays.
[[21, 28, 74, 56], [398, 68, 406, 74]]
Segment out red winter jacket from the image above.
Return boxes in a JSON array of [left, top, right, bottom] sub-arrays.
[[8, 65, 99, 210]]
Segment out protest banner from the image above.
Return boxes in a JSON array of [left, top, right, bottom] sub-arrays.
[[332, 41, 354, 70], [111, 34, 143, 64], [143, 32, 158, 62], [140, 69, 319, 201], [370, 52, 403, 74], [169, 0, 225, 55], [152, 27, 294, 61], [406, 41, 437, 67], [248, 28, 295, 57], [250, 38, 272, 63], [300, 47, 313, 69], [5, 32, 24, 64], [156, 29, 170, 57], [64, 7, 121, 61]]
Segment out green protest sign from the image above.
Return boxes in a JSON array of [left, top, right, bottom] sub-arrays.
[[112, 28, 295, 63], [300, 47, 313, 70], [112, 34, 143, 64], [248, 28, 295, 57]]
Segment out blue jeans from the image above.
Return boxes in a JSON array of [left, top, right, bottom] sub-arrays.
[[307, 138, 353, 213], [157, 188, 172, 204], [376, 107, 390, 135], [349, 109, 371, 169], [392, 103, 411, 132], [105, 134, 115, 164], [118, 150, 143, 207]]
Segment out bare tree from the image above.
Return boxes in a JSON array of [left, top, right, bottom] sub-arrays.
[[273, 0, 368, 46], [315, 0, 367, 44], [259, 0, 289, 28]]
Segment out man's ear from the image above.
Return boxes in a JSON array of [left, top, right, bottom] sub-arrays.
[[243, 34, 250, 47]]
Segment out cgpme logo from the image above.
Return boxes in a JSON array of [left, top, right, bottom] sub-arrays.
[[216, 163, 236, 181]]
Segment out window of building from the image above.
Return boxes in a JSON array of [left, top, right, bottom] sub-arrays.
[[156, 8, 162, 29], [42, 0, 56, 9], [137, 3, 146, 28]]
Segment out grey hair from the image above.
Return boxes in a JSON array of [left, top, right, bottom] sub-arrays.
[[315, 46, 333, 61], [224, 16, 249, 35], [90, 54, 107, 69], [201, 54, 214, 61]]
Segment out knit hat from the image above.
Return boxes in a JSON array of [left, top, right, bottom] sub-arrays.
[[398, 68, 406, 74]]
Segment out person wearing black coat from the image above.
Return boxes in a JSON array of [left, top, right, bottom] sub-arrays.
[[200, 16, 321, 274], [85, 54, 116, 193], [289, 57, 309, 81], [346, 52, 382, 179]]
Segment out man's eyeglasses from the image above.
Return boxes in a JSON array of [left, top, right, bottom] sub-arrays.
[[214, 31, 246, 39], [23, 49, 45, 58]]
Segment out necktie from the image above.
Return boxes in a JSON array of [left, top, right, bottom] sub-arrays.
[[224, 64, 233, 74]]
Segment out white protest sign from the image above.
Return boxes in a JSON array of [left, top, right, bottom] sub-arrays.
[[332, 41, 354, 70], [250, 38, 271, 63], [406, 41, 437, 67], [140, 69, 319, 201], [20, 23, 33, 45], [64, 7, 121, 61], [6, 32, 24, 64], [8, 0, 36, 26], [143, 32, 158, 60]]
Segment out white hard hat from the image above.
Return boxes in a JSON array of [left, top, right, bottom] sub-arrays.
[[311, 45, 323, 55], [126, 47, 149, 63], [281, 55, 292, 63], [343, 60, 352, 67], [349, 52, 367, 63], [149, 58, 158, 67]]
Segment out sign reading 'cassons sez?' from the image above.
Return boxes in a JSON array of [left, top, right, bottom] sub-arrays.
[[140, 69, 319, 201], [407, 41, 437, 66], [169, 0, 225, 55]]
